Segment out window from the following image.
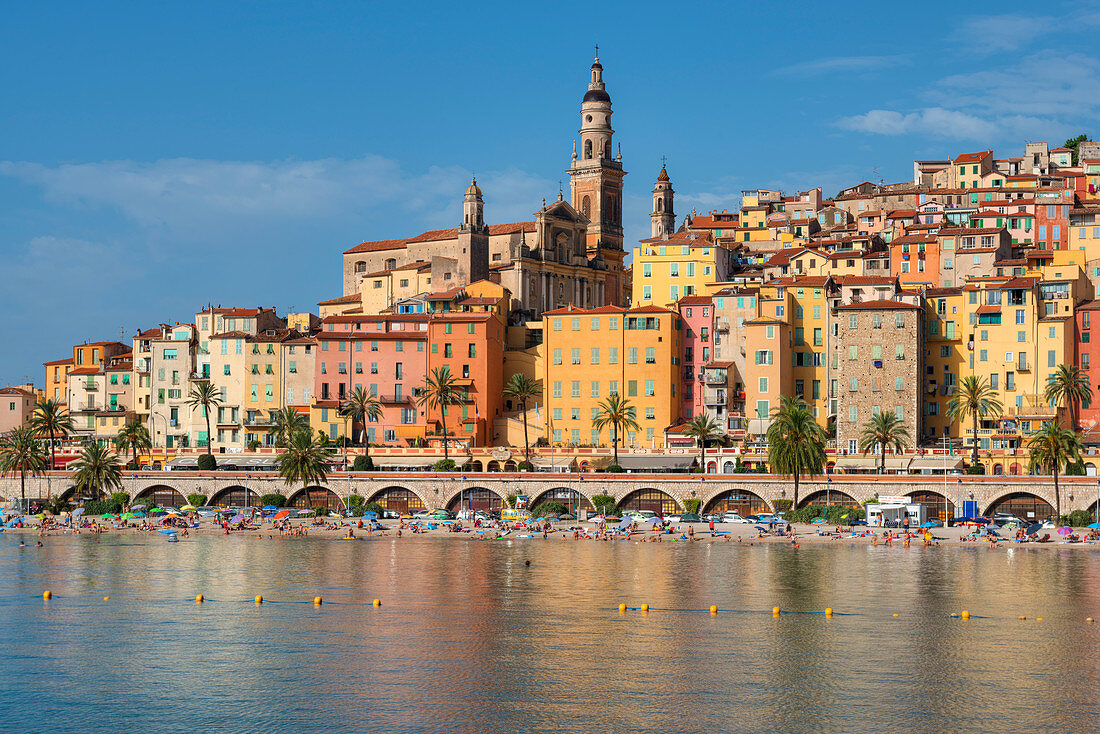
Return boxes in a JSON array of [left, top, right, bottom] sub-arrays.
[[760, 376, 770, 392], [628, 348, 638, 364], [645, 380, 655, 397], [572, 381, 581, 398], [645, 348, 655, 364], [552, 381, 562, 398], [848, 378, 857, 392], [848, 405, 857, 422], [590, 381, 599, 398], [572, 348, 581, 365], [590, 348, 599, 364], [609, 348, 618, 364], [553, 348, 562, 365], [848, 345, 857, 360]]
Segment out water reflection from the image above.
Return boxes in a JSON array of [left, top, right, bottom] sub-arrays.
[[0, 537, 1098, 733]]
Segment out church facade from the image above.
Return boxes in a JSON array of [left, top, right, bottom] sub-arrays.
[[341, 56, 627, 322]]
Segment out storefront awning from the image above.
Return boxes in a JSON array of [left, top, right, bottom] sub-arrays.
[[617, 455, 695, 471], [746, 418, 771, 435], [907, 456, 965, 471], [370, 455, 469, 468], [834, 456, 910, 471], [531, 457, 575, 471]]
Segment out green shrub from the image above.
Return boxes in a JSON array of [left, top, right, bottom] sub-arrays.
[[532, 501, 567, 517], [773, 499, 793, 512], [786, 504, 865, 525], [259, 493, 286, 508], [362, 501, 384, 515], [125, 460, 140, 470], [592, 494, 616, 513], [312, 505, 330, 517], [346, 494, 365, 509], [684, 498, 701, 514], [352, 455, 373, 471], [82, 499, 124, 516], [432, 458, 457, 472], [110, 492, 130, 506], [46, 496, 71, 515], [606, 463, 623, 473], [966, 464, 985, 475], [506, 494, 518, 509], [187, 493, 207, 507], [197, 454, 217, 471], [517, 460, 534, 472], [247, 440, 262, 451], [1061, 509, 1093, 527], [1065, 461, 1087, 476]]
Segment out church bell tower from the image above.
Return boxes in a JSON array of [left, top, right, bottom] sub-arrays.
[[651, 165, 675, 238], [569, 53, 626, 304]]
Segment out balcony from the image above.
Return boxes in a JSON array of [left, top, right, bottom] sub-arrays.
[[244, 416, 273, 427], [704, 390, 727, 406], [704, 372, 728, 385], [84, 382, 98, 391], [377, 394, 413, 405]]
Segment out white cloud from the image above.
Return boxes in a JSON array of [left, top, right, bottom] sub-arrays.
[[836, 108, 998, 140], [775, 54, 910, 76], [951, 14, 1054, 53]]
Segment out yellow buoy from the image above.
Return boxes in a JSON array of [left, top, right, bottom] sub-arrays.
[[772, 606, 780, 616], [641, 604, 649, 613], [961, 610, 970, 619], [372, 599, 381, 607], [1019, 615, 1027, 620], [196, 594, 204, 603], [1087, 617, 1095, 623], [892, 613, 899, 617], [710, 605, 718, 615], [1036, 617, 1044, 621], [825, 608, 833, 617], [255, 595, 263, 604], [314, 596, 323, 605], [42, 591, 51, 600], [103, 596, 110, 601], [618, 603, 626, 612]]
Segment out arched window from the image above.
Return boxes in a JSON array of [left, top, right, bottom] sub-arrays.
[[657, 199, 663, 212], [581, 196, 591, 219], [354, 261, 366, 273], [584, 140, 593, 159], [604, 142, 612, 159], [384, 258, 397, 270]]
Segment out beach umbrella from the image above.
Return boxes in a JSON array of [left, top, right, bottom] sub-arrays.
[[180, 505, 196, 511], [262, 505, 278, 511], [273, 510, 290, 520], [131, 504, 146, 510], [920, 521, 940, 528], [157, 528, 178, 535], [363, 511, 378, 518], [100, 513, 117, 520], [618, 517, 633, 530], [120, 512, 136, 519], [131, 512, 146, 518], [440, 520, 456, 525], [1026, 522, 1043, 535], [1088, 522, 1100, 530], [535, 516, 546, 522], [811, 518, 828, 525], [71, 507, 85, 517], [229, 513, 245, 524], [1057, 526, 1073, 535], [754, 525, 768, 532]]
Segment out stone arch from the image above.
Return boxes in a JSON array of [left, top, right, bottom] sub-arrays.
[[1085, 462, 1098, 477], [287, 486, 343, 511], [133, 484, 187, 508], [992, 463, 1004, 475], [368, 486, 427, 514], [618, 488, 680, 515], [469, 460, 484, 472], [530, 488, 593, 512], [582, 195, 591, 219], [503, 460, 518, 472], [584, 140, 593, 159], [209, 485, 261, 508], [447, 487, 504, 512], [486, 460, 501, 472], [983, 491, 1055, 521], [58, 486, 81, 502], [905, 490, 954, 523], [703, 489, 771, 515], [798, 488, 859, 509]]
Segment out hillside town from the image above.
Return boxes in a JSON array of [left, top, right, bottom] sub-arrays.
[[8, 57, 1100, 483]]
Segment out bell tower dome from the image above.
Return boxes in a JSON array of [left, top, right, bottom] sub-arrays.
[[651, 165, 675, 238]]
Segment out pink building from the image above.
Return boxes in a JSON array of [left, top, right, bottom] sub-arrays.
[[1076, 301, 1100, 432], [0, 386, 37, 435], [315, 314, 429, 445], [677, 295, 714, 420]]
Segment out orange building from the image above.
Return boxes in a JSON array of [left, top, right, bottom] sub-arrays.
[[889, 233, 940, 287], [42, 358, 73, 403], [425, 311, 506, 449]]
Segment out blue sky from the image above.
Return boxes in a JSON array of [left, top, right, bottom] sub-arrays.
[[3, 0, 1100, 386]]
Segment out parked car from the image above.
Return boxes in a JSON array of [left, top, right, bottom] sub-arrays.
[[722, 512, 750, 524], [381, 509, 400, 519], [678, 512, 702, 523], [665, 514, 683, 523], [702, 513, 723, 524]]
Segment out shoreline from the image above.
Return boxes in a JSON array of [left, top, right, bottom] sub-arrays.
[[5, 519, 1098, 549]]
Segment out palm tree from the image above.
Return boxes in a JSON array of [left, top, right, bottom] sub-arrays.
[[685, 413, 723, 474], [0, 427, 47, 511], [114, 418, 151, 468], [70, 443, 123, 502], [766, 395, 827, 509], [185, 379, 221, 455], [1045, 364, 1091, 431], [858, 411, 911, 474], [947, 375, 1003, 467], [1028, 422, 1083, 521], [340, 386, 383, 453], [502, 373, 540, 467], [29, 398, 72, 470], [277, 428, 336, 500], [592, 393, 641, 468], [416, 366, 462, 460], [269, 407, 309, 448]]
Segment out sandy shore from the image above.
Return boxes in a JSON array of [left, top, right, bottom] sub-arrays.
[[5, 518, 1096, 548]]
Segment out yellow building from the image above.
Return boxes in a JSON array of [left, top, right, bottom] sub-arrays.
[[631, 235, 729, 306], [755, 277, 830, 420], [541, 305, 681, 447]]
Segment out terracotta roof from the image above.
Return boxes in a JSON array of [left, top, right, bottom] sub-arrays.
[[318, 294, 362, 306], [209, 331, 253, 339], [705, 361, 734, 369], [835, 299, 920, 310], [68, 367, 100, 376], [344, 238, 410, 255], [204, 308, 266, 318], [975, 304, 1001, 314], [677, 295, 712, 306], [457, 297, 500, 306], [0, 386, 36, 397], [938, 227, 1006, 235], [833, 275, 896, 285], [886, 209, 917, 219], [954, 150, 993, 164], [1076, 300, 1100, 311], [42, 358, 73, 367]]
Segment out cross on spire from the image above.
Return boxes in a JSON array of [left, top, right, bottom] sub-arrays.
[[660, 155, 667, 166], [594, 42, 599, 58]]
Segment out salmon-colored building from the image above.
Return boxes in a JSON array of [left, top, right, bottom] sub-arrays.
[[1075, 300, 1100, 431], [425, 311, 505, 449]]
